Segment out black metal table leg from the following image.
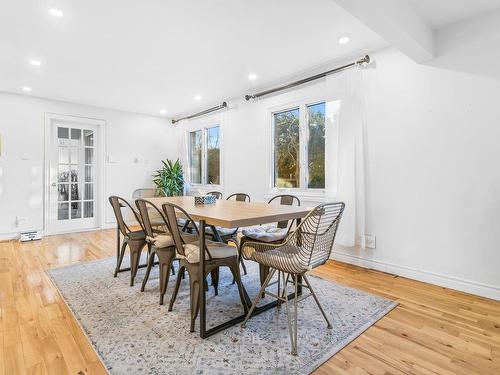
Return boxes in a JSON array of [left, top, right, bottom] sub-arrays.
[[199, 220, 207, 338]]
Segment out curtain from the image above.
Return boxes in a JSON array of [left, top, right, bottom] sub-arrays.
[[324, 67, 367, 248]]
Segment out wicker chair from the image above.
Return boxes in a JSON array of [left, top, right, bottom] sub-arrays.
[[108, 196, 149, 286], [135, 199, 198, 304], [241, 202, 345, 355], [235, 194, 300, 279], [162, 201, 248, 332]]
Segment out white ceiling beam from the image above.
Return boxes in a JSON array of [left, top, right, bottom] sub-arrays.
[[334, 0, 435, 63]]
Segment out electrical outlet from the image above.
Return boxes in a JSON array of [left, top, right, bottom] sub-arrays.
[[364, 234, 376, 249]]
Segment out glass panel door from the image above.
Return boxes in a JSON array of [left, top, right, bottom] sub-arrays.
[[49, 120, 99, 233]]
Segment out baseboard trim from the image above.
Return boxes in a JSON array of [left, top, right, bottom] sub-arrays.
[[331, 251, 500, 301]]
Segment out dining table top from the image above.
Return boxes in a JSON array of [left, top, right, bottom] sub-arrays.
[[147, 196, 312, 228]]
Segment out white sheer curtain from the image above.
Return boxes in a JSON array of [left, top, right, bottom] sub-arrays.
[[324, 67, 367, 248]]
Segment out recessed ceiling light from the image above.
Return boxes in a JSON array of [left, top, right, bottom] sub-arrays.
[[49, 8, 64, 17], [160, 109, 167, 114], [338, 35, 350, 45], [30, 59, 41, 66], [248, 73, 257, 81], [22, 86, 32, 92], [194, 95, 201, 101]]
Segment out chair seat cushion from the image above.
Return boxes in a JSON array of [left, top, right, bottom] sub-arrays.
[[205, 226, 238, 237], [148, 232, 197, 249], [182, 240, 237, 263], [241, 224, 287, 243]]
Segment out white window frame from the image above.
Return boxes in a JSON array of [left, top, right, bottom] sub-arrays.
[[186, 117, 223, 190], [268, 98, 326, 199]]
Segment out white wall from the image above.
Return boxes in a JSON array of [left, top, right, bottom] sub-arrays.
[[184, 47, 500, 299], [0, 92, 177, 238]]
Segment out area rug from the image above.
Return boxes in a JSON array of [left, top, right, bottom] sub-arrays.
[[47, 255, 397, 375]]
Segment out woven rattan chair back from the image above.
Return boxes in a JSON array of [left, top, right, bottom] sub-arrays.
[[226, 193, 250, 202], [206, 191, 223, 199], [135, 199, 171, 239], [108, 196, 142, 237], [132, 188, 165, 199], [268, 194, 301, 229], [296, 202, 344, 269]]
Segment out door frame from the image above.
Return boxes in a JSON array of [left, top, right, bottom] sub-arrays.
[[43, 113, 107, 235]]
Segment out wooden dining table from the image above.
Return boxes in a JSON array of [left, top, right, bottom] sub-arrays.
[[147, 196, 313, 338]]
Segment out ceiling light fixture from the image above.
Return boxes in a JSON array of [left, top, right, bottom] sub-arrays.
[[160, 109, 167, 114], [194, 95, 201, 101], [338, 35, 350, 45], [49, 8, 64, 17], [248, 73, 257, 81], [30, 59, 41, 66], [22, 86, 32, 92]]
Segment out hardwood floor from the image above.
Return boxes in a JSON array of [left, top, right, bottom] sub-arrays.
[[0, 229, 499, 374]]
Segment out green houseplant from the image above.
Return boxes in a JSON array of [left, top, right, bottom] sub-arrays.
[[153, 158, 184, 196]]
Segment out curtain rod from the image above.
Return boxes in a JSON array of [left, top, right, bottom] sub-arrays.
[[245, 55, 370, 101], [171, 102, 227, 124]]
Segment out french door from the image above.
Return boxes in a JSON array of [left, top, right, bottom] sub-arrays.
[[48, 118, 100, 233]]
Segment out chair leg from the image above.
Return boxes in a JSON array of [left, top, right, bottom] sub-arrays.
[[240, 257, 248, 275], [189, 269, 201, 333], [114, 241, 127, 277], [129, 241, 145, 287], [259, 265, 270, 298], [303, 274, 332, 329], [284, 273, 298, 356], [140, 250, 155, 292], [168, 265, 185, 312], [157, 250, 175, 305], [241, 268, 276, 328], [228, 261, 249, 313], [211, 268, 219, 296]]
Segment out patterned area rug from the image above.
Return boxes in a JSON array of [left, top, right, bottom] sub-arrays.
[[48, 255, 397, 375]]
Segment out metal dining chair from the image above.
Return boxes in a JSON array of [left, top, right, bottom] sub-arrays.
[[132, 188, 165, 199], [108, 196, 149, 286], [162, 202, 248, 332], [241, 202, 345, 356], [135, 199, 197, 304], [206, 191, 223, 199]]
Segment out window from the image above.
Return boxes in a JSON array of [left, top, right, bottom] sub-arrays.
[[272, 101, 326, 190], [188, 125, 221, 185]]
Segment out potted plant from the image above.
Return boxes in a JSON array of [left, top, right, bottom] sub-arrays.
[[153, 158, 184, 196]]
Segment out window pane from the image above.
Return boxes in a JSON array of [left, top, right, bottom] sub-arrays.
[[206, 126, 220, 185], [85, 165, 93, 182], [58, 147, 69, 164], [84, 148, 93, 164], [57, 127, 69, 139], [71, 184, 80, 200], [84, 201, 94, 218], [70, 167, 78, 182], [189, 130, 202, 184], [71, 202, 81, 219], [83, 129, 94, 146], [70, 129, 81, 146], [58, 184, 69, 201], [58, 165, 69, 182], [84, 183, 93, 200], [70, 147, 79, 164], [58, 203, 69, 220], [307, 102, 326, 188], [273, 108, 300, 188]]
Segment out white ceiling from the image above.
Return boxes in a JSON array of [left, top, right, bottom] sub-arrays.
[[0, 0, 387, 118], [408, 0, 500, 29]]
